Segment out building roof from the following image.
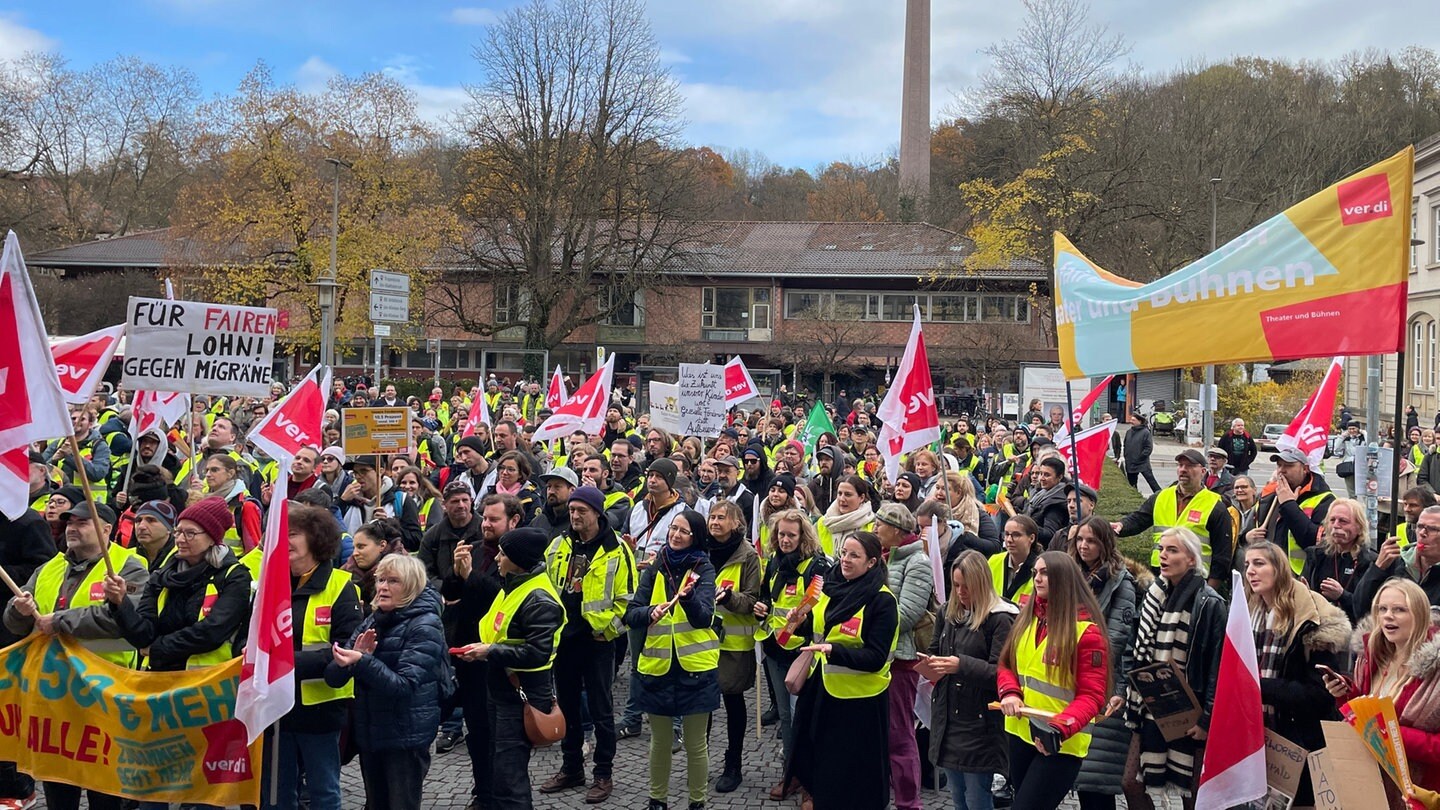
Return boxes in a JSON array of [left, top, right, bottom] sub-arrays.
[[29, 221, 1047, 281]]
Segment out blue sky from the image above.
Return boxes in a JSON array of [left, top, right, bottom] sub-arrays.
[[1, 1, 1434, 170]]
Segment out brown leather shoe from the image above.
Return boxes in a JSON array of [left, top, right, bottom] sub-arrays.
[[584, 777, 614, 804], [769, 777, 799, 801], [538, 771, 586, 793]]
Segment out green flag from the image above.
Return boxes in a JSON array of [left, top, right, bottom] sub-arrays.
[[799, 400, 835, 456]]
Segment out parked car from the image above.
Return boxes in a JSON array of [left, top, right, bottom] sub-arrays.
[[1259, 423, 1286, 452]]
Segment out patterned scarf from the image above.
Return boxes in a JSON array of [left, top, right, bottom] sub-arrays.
[[1252, 607, 1286, 721], [1128, 571, 1203, 791]]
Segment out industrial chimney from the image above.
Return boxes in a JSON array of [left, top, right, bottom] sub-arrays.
[[898, 0, 931, 202]]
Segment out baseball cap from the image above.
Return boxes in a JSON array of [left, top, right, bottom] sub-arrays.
[[344, 454, 379, 471], [61, 501, 118, 525], [714, 455, 740, 468], [1271, 448, 1309, 465], [539, 467, 579, 488], [1205, 446, 1228, 458], [1174, 448, 1206, 466]]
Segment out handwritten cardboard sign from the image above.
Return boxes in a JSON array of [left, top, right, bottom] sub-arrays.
[[122, 297, 277, 397], [677, 362, 725, 438]]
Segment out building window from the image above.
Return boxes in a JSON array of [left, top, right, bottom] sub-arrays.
[[1415, 321, 1425, 389], [600, 288, 643, 327], [1434, 206, 1440, 264], [784, 292, 823, 318], [980, 295, 1031, 323], [780, 290, 1029, 323], [931, 294, 977, 322], [494, 284, 524, 325], [881, 294, 918, 321], [702, 287, 770, 332]]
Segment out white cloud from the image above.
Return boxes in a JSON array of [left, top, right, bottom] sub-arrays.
[[380, 56, 470, 127], [449, 7, 500, 26], [0, 14, 55, 60], [295, 55, 339, 93]]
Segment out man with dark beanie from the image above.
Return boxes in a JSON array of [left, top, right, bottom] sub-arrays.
[[539, 486, 636, 803], [442, 435, 495, 502]]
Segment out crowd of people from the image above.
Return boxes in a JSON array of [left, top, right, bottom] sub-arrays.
[[2, 374, 1438, 810]]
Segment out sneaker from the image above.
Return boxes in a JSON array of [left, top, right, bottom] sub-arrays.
[[646, 800, 668, 810], [616, 723, 642, 739], [672, 730, 683, 753], [538, 770, 586, 793], [582, 736, 595, 758], [584, 777, 613, 803], [687, 803, 704, 810], [992, 780, 1014, 808], [0, 796, 36, 810], [760, 707, 778, 726], [435, 727, 466, 753]]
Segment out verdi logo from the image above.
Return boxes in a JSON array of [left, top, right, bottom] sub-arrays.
[[1336, 174, 1393, 225], [200, 719, 253, 784]]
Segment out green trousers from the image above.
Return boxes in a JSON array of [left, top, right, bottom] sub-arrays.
[[648, 712, 710, 804]]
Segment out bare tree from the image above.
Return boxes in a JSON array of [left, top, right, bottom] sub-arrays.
[[442, 0, 714, 375], [765, 304, 873, 401]]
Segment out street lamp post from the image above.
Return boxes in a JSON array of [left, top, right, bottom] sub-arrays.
[[313, 157, 351, 371], [1202, 177, 1221, 448]]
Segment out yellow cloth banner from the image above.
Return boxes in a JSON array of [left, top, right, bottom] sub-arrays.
[[1054, 147, 1414, 378], [0, 634, 260, 805]]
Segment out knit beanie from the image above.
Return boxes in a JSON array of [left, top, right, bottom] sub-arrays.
[[178, 496, 234, 542], [646, 458, 679, 490], [135, 500, 178, 532], [52, 486, 85, 508], [456, 435, 486, 455], [770, 473, 797, 498], [499, 527, 550, 570], [568, 485, 606, 516]]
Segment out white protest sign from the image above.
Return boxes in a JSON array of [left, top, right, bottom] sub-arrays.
[[121, 297, 278, 397], [678, 362, 726, 437], [649, 381, 683, 434]]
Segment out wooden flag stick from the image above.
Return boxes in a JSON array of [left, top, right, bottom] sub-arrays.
[[0, 565, 23, 598], [67, 434, 116, 577]]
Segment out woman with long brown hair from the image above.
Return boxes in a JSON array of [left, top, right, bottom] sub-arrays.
[[996, 551, 1111, 810]]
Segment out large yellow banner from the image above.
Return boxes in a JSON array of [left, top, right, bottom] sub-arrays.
[[0, 635, 260, 805], [1055, 147, 1414, 378]]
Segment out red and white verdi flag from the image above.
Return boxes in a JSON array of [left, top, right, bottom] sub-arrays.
[[1275, 357, 1343, 472], [877, 305, 940, 482], [1055, 419, 1119, 491], [461, 390, 492, 437], [1194, 570, 1267, 809], [130, 389, 190, 469], [0, 232, 75, 519], [1054, 375, 1114, 442], [534, 355, 615, 442], [235, 476, 295, 744], [50, 325, 125, 405], [723, 356, 759, 406], [546, 365, 568, 410], [248, 365, 330, 464]]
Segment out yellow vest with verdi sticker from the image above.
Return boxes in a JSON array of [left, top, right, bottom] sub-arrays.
[[1005, 619, 1095, 758], [1149, 487, 1221, 570], [33, 544, 140, 668], [763, 557, 819, 649], [637, 572, 719, 676], [715, 557, 760, 652], [300, 569, 359, 705], [809, 586, 897, 699], [479, 573, 564, 672]]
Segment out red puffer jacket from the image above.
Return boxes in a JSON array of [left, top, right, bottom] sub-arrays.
[[997, 601, 1110, 740]]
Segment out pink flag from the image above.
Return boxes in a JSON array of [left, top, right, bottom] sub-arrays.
[[1195, 571, 1267, 809], [546, 365, 568, 410], [1275, 357, 1343, 471], [877, 305, 940, 482], [723, 356, 759, 406], [460, 390, 492, 438], [534, 355, 615, 442], [0, 232, 75, 519], [1055, 420, 1119, 490], [50, 325, 125, 405]]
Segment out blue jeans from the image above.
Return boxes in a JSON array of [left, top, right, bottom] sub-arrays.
[[261, 729, 342, 810], [943, 769, 996, 810], [762, 654, 798, 763]]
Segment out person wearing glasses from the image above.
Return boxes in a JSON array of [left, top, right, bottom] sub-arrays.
[[481, 451, 539, 526], [1356, 504, 1440, 610]]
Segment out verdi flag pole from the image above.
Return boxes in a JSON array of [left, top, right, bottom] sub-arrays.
[[1064, 381, 1084, 523], [1392, 348, 1406, 540]]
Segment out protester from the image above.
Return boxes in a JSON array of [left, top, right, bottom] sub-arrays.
[[815, 475, 876, 558], [1246, 448, 1336, 575], [873, 503, 932, 810], [455, 527, 564, 810], [1242, 541, 1349, 806], [201, 452, 263, 554], [265, 503, 364, 810], [326, 555, 448, 810], [1066, 517, 1139, 810], [704, 500, 761, 795], [130, 499, 178, 571], [1324, 578, 1440, 801], [996, 552, 1109, 810], [1120, 413, 1160, 495], [345, 518, 406, 613], [624, 509, 720, 810], [1217, 418, 1258, 475], [1122, 527, 1225, 810], [104, 496, 252, 672], [1299, 497, 1376, 621], [483, 451, 540, 526], [990, 514, 1041, 605], [788, 532, 899, 810], [1113, 448, 1233, 589], [618, 460, 685, 738], [918, 549, 1017, 810]]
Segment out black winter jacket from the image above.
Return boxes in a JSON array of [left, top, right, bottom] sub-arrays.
[[927, 601, 1017, 774], [284, 563, 364, 734], [1300, 544, 1378, 622], [110, 549, 253, 672], [324, 587, 448, 752], [0, 511, 59, 647], [484, 568, 564, 708]]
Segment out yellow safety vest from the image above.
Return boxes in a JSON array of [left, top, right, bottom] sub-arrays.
[[809, 586, 897, 699], [30, 492, 49, 513], [1149, 487, 1222, 570], [715, 558, 760, 652], [1286, 491, 1335, 574], [156, 563, 243, 670], [989, 552, 1035, 605], [763, 557, 819, 650], [544, 534, 636, 641], [637, 572, 720, 676], [1004, 619, 1095, 758], [816, 517, 874, 558], [61, 440, 107, 502], [479, 573, 564, 672], [1399, 521, 1413, 550], [299, 569, 359, 705], [33, 544, 140, 668]]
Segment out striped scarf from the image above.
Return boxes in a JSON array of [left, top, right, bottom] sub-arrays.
[[1252, 608, 1286, 721], [1127, 572, 1203, 791]]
